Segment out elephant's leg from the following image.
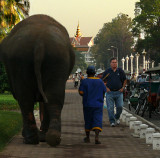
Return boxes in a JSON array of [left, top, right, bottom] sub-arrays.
[[45, 103, 63, 146], [42, 79, 66, 146], [39, 102, 50, 142], [19, 101, 39, 144]]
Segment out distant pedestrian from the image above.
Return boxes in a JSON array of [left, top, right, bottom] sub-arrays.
[[102, 57, 127, 127], [79, 71, 85, 83], [79, 65, 106, 144], [73, 72, 79, 88], [96, 69, 104, 79], [138, 75, 146, 83], [130, 73, 136, 88]]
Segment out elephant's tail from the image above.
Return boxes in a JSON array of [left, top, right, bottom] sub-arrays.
[[34, 41, 48, 103]]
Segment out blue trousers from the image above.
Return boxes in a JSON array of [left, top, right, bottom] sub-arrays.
[[106, 91, 123, 124], [83, 107, 103, 131]]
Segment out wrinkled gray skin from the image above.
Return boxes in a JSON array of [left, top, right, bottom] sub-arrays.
[[0, 14, 75, 146]]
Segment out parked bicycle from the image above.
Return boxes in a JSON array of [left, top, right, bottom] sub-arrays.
[[135, 88, 149, 116], [128, 86, 139, 111]]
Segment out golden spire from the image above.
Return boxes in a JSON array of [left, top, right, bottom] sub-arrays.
[[75, 21, 82, 38]]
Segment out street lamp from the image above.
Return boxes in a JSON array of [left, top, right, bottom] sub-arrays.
[[151, 60, 155, 68], [107, 48, 114, 57], [111, 46, 118, 66], [121, 57, 125, 70], [130, 54, 134, 75], [142, 49, 147, 70]]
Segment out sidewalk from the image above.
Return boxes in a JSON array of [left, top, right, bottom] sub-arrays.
[[0, 80, 160, 158]]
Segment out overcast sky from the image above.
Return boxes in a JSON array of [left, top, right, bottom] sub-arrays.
[[29, 0, 139, 37]]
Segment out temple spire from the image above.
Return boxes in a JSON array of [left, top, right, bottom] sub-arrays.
[[75, 21, 82, 38]]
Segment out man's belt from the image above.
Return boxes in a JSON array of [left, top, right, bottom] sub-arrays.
[[110, 89, 120, 91]]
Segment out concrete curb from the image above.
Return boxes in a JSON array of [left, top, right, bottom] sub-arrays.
[[123, 107, 160, 132]]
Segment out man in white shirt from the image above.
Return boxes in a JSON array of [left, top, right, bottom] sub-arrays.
[[73, 72, 79, 88]]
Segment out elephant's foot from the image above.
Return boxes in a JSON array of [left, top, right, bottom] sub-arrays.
[[38, 130, 46, 142], [46, 129, 61, 147], [22, 127, 39, 145]]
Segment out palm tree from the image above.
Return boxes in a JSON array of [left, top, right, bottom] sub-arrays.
[[0, 0, 30, 41]]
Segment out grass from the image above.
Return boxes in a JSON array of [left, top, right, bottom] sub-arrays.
[[0, 94, 39, 151], [0, 110, 22, 151], [0, 94, 19, 110], [0, 94, 39, 110]]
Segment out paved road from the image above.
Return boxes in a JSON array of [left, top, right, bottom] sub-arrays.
[[0, 80, 160, 158]]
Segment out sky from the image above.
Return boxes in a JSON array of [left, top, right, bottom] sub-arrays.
[[29, 0, 139, 37]]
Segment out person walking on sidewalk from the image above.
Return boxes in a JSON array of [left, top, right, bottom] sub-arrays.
[[79, 65, 106, 144], [102, 57, 127, 127], [73, 72, 79, 88]]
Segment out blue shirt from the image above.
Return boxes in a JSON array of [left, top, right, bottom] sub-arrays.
[[79, 77, 106, 107], [102, 68, 126, 91]]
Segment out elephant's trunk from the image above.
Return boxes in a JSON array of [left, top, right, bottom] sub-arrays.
[[34, 40, 48, 103]]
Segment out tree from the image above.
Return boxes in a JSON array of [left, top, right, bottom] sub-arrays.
[[0, 0, 30, 93], [91, 13, 134, 69], [72, 50, 87, 74], [0, 0, 30, 41], [132, 0, 160, 65]]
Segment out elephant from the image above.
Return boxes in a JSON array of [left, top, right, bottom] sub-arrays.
[[0, 14, 75, 146]]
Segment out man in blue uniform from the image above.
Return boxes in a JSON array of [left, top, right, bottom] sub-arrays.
[[102, 57, 127, 127], [79, 66, 106, 144]]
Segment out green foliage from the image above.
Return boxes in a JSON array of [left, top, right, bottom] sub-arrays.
[[92, 13, 134, 69], [72, 50, 87, 73], [0, 0, 30, 41], [132, 0, 160, 64], [0, 94, 19, 110], [0, 30, 7, 42], [0, 110, 22, 151]]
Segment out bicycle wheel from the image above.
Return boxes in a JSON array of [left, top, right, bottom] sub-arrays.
[[141, 99, 148, 117], [148, 103, 153, 118], [135, 103, 142, 115]]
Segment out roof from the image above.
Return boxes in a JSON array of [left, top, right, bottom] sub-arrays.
[[70, 37, 93, 47], [75, 47, 89, 51], [145, 65, 160, 73]]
